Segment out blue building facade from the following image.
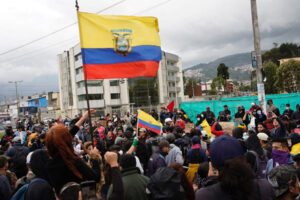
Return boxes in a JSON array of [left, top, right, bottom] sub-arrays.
[[28, 96, 48, 107]]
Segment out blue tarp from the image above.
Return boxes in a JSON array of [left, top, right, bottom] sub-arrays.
[[28, 96, 48, 107]]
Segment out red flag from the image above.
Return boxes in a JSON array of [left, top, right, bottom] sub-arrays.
[[167, 100, 175, 112]]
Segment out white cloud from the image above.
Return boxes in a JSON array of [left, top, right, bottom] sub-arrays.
[[0, 0, 299, 89]]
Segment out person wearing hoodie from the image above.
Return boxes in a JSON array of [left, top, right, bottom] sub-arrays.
[[270, 115, 287, 139], [25, 149, 55, 200], [147, 140, 170, 177], [165, 134, 184, 166], [265, 138, 294, 179], [211, 122, 224, 137]]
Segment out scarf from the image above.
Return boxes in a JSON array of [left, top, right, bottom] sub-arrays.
[[272, 149, 290, 167]]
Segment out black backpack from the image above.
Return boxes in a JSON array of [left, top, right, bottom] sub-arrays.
[[147, 167, 184, 200]]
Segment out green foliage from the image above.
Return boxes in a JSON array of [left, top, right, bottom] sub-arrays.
[[263, 61, 278, 94], [262, 43, 300, 64], [217, 63, 229, 80], [211, 75, 225, 92], [239, 85, 251, 92], [208, 89, 217, 95], [276, 60, 300, 93], [184, 78, 197, 96]]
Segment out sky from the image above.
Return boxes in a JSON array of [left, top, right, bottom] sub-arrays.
[[0, 0, 300, 99]]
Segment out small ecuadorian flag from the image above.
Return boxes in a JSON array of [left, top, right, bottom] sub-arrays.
[[77, 11, 162, 79], [138, 110, 162, 135]]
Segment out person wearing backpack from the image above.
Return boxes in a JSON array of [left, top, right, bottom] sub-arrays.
[[6, 136, 29, 178]]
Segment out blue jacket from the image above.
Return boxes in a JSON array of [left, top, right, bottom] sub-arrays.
[[265, 156, 294, 179], [187, 148, 208, 164], [147, 152, 167, 177]]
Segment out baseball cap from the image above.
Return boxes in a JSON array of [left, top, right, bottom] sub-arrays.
[[165, 118, 172, 123], [268, 165, 297, 197], [257, 133, 269, 141], [210, 135, 244, 169], [139, 128, 146, 132], [251, 102, 255, 106], [192, 136, 200, 144]]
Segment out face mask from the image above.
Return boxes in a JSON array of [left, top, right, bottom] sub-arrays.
[[243, 133, 248, 140], [108, 123, 112, 126], [201, 114, 204, 118], [257, 111, 262, 114], [197, 118, 200, 121], [286, 107, 289, 110]]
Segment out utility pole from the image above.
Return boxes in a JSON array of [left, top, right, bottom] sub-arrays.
[[8, 80, 23, 119], [250, 0, 266, 113]]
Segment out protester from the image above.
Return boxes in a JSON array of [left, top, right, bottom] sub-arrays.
[[45, 111, 101, 195], [147, 140, 170, 176], [267, 99, 277, 113], [268, 165, 300, 200], [165, 133, 184, 166], [0, 155, 11, 200], [108, 154, 149, 200], [265, 138, 294, 178], [204, 107, 215, 125], [195, 135, 275, 200]]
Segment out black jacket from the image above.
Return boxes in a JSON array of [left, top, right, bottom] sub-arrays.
[[46, 156, 100, 195], [25, 179, 55, 200]]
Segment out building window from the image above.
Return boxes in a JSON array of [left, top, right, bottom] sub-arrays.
[[77, 80, 103, 88], [110, 80, 119, 86], [168, 82, 175, 87], [111, 93, 120, 99], [75, 53, 82, 61], [78, 94, 103, 101], [76, 67, 83, 75]]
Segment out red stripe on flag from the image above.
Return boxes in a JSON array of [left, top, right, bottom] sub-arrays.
[[138, 123, 161, 135], [84, 61, 159, 79]]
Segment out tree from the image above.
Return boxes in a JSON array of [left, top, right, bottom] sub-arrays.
[[276, 59, 300, 93], [184, 78, 197, 97], [217, 63, 229, 80], [211, 75, 225, 92], [262, 42, 300, 64], [263, 61, 278, 94]]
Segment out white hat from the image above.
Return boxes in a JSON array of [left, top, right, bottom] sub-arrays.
[[251, 102, 255, 106], [139, 127, 146, 132], [257, 133, 269, 141], [165, 118, 172, 123], [26, 152, 34, 164]]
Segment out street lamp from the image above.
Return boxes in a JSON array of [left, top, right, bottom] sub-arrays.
[[8, 80, 23, 119]]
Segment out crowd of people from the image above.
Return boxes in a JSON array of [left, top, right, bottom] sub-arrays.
[[0, 100, 300, 200]]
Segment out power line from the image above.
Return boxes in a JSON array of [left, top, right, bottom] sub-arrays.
[[0, 0, 128, 57], [0, 0, 174, 65]]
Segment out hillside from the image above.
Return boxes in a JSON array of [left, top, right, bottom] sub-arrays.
[[184, 52, 254, 81]]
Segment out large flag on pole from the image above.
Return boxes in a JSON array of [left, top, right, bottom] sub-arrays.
[[77, 11, 162, 79], [167, 100, 175, 112], [137, 110, 162, 134]]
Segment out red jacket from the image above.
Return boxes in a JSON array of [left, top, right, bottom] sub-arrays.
[[211, 122, 224, 137]]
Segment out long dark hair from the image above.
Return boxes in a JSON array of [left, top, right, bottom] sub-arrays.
[[245, 134, 264, 157], [219, 156, 255, 200]]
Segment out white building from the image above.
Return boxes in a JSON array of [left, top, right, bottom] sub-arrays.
[[57, 43, 184, 117]]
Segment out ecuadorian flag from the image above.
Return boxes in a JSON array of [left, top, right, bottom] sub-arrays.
[[138, 110, 162, 134], [77, 11, 162, 79]]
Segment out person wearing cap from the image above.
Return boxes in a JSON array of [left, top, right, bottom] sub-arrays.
[[265, 138, 294, 179], [147, 140, 170, 177], [283, 104, 294, 118], [204, 107, 215, 125], [267, 99, 277, 113], [186, 136, 208, 182], [268, 165, 299, 200], [257, 132, 272, 159], [250, 102, 260, 115], [165, 118, 173, 126], [291, 104, 300, 123], [165, 134, 183, 166], [211, 122, 224, 137], [195, 135, 275, 200], [234, 105, 250, 126]]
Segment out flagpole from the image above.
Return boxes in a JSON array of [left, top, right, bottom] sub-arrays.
[[136, 110, 139, 138], [75, 0, 94, 144]]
